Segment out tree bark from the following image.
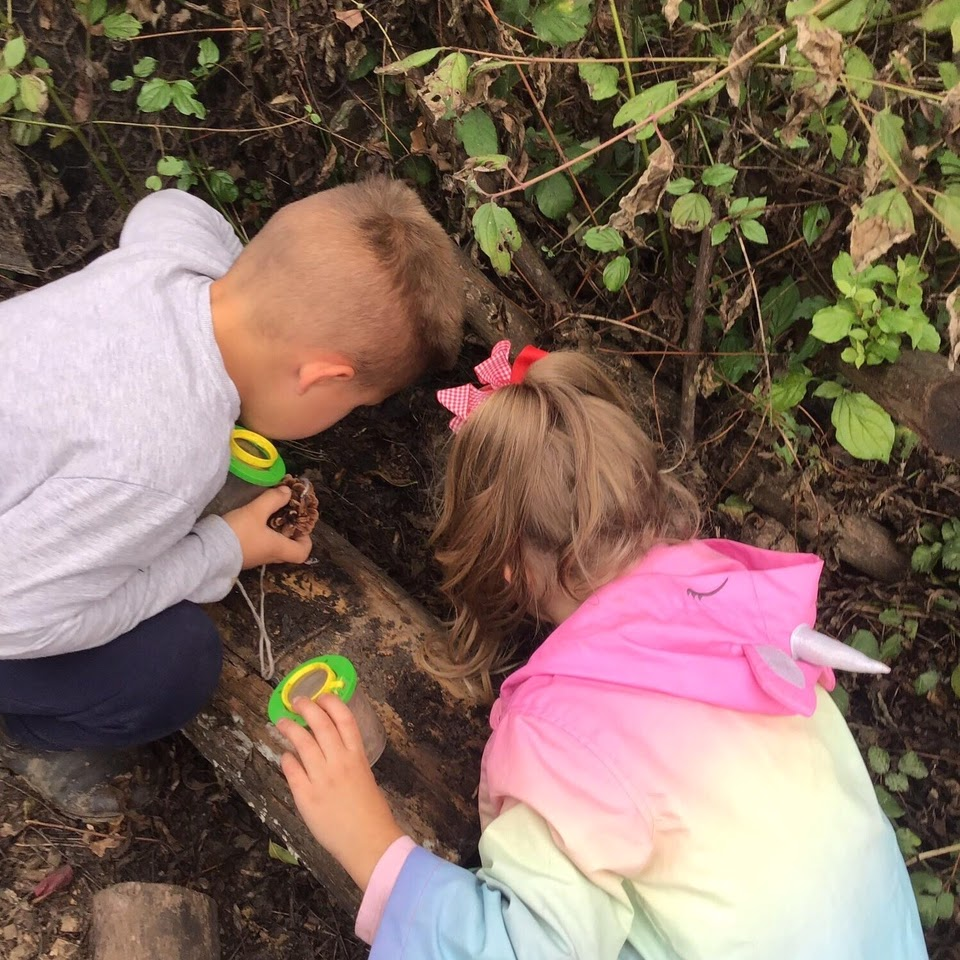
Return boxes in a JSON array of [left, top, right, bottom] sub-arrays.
[[91, 883, 219, 960], [185, 522, 488, 914]]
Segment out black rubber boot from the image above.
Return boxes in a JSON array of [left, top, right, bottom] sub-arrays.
[[0, 719, 161, 822]]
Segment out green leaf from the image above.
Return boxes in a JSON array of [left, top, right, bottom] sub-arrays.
[[803, 203, 829, 246], [197, 38, 220, 68], [934, 188, 960, 248], [578, 61, 619, 101], [665, 177, 695, 196], [850, 628, 881, 659], [701, 163, 737, 187], [0, 72, 18, 105], [940, 61, 960, 91], [208, 170, 239, 203], [813, 380, 844, 399], [885, 771, 909, 792], [868, 745, 890, 774], [86, 0, 108, 24], [716, 328, 758, 384], [739, 218, 768, 244], [3, 36, 26, 70], [455, 109, 499, 158], [170, 79, 206, 118], [18, 74, 47, 113], [711, 221, 732, 246], [530, 0, 594, 44], [156, 156, 185, 176], [670, 192, 711, 232], [9, 109, 41, 146], [583, 226, 624, 252], [421, 52, 469, 120], [785, 0, 870, 33], [872, 109, 908, 184], [936, 892, 956, 921], [831, 390, 895, 462], [844, 45, 875, 99], [267, 840, 299, 865], [769, 370, 811, 412], [911, 542, 942, 574], [613, 80, 678, 139], [950, 663, 960, 699], [878, 607, 902, 627], [811, 303, 857, 343], [137, 77, 173, 113], [534, 175, 575, 220], [376, 47, 442, 75], [133, 56, 157, 78], [918, 0, 960, 33], [829, 683, 849, 717], [879, 633, 904, 662], [896, 827, 922, 857], [602, 255, 631, 292], [899, 751, 929, 779], [875, 784, 905, 819], [853, 189, 915, 267], [915, 670, 940, 695], [729, 195, 766, 218], [827, 124, 848, 161], [473, 202, 522, 276], [144, 175, 163, 191], [102, 12, 143, 40]]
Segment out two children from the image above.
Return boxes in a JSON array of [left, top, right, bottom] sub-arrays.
[[279, 344, 928, 958], [0, 177, 464, 820]]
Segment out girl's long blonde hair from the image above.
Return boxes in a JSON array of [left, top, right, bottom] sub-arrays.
[[425, 350, 701, 701]]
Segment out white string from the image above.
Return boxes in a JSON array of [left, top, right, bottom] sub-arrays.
[[235, 564, 275, 680]]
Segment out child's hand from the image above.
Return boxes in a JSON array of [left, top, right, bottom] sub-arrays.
[[224, 487, 312, 568], [278, 696, 403, 892]]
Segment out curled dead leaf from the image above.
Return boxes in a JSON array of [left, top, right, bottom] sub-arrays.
[[946, 289, 960, 371], [849, 189, 915, 269], [720, 283, 753, 332], [662, 0, 681, 27], [781, 17, 842, 145], [608, 140, 675, 243], [726, 22, 756, 105], [32, 865, 74, 902], [334, 9, 364, 30]]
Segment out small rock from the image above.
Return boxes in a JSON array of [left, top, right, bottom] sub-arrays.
[[2, 924, 18, 941], [60, 917, 81, 934]]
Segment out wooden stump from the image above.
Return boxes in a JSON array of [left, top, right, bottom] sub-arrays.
[[91, 883, 219, 960], [185, 522, 488, 914]]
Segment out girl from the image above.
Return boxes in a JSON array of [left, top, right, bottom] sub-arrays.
[[277, 343, 927, 960]]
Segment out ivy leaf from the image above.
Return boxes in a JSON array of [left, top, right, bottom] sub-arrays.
[[578, 61, 619, 100], [133, 56, 157, 78], [670, 192, 711, 232], [3, 36, 26, 70], [101, 12, 143, 40], [534, 176, 575, 220], [156, 155, 185, 175], [918, 0, 960, 33], [701, 163, 738, 187], [455, 109, 499, 158], [0, 72, 17, 105], [613, 80, 678, 139], [831, 390, 895, 462], [208, 170, 239, 203], [739, 218, 768, 244], [18, 75, 48, 114], [811, 302, 856, 343], [531, 0, 594, 45], [376, 47, 442, 76], [473, 202, 522, 275], [137, 77, 173, 113], [602, 255, 631, 292], [583, 226, 624, 252], [896, 827, 922, 857], [844, 45, 875, 99], [875, 784, 905, 819], [803, 203, 830, 246], [885, 771, 909, 792], [899, 751, 929, 780], [868, 745, 891, 775], [170, 79, 206, 118]]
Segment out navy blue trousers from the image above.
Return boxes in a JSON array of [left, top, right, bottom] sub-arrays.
[[0, 602, 222, 751]]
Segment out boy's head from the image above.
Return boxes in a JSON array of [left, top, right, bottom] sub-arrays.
[[212, 176, 465, 439]]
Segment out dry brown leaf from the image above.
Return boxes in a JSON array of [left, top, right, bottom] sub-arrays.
[[126, 1, 166, 27], [946, 289, 960, 371], [726, 24, 756, 105], [720, 283, 753, 332], [781, 17, 842, 145], [662, 0, 681, 27], [47, 938, 79, 960], [335, 9, 364, 30], [849, 206, 914, 269], [59, 917, 82, 935], [86, 835, 121, 858], [608, 140, 675, 243]]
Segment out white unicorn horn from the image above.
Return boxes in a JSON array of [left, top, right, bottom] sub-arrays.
[[790, 624, 891, 675]]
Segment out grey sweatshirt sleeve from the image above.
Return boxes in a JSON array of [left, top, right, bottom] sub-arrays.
[[0, 477, 242, 659]]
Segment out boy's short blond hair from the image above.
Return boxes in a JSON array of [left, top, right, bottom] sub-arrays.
[[230, 177, 465, 391]]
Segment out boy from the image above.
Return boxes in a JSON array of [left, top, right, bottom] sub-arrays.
[[0, 177, 464, 820]]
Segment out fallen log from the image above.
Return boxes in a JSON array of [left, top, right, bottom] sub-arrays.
[[91, 883, 219, 960], [186, 522, 488, 915], [833, 349, 960, 460]]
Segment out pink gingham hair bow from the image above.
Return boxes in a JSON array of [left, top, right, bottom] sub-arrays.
[[437, 340, 548, 432]]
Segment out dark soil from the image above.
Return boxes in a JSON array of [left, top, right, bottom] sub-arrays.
[[2, 1, 959, 959]]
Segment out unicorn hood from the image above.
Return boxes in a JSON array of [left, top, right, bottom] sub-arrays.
[[495, 539, 884, 721]]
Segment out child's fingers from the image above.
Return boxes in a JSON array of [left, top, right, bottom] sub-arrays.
[[295, 697, 349, 757], [276, 716, 328, 774], [314, 694, 365, 755], [280, 751, 310, 794], [272, 531, 312, 565]]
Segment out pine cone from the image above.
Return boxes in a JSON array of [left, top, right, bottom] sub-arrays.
[[268, 475, 319, 539]]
